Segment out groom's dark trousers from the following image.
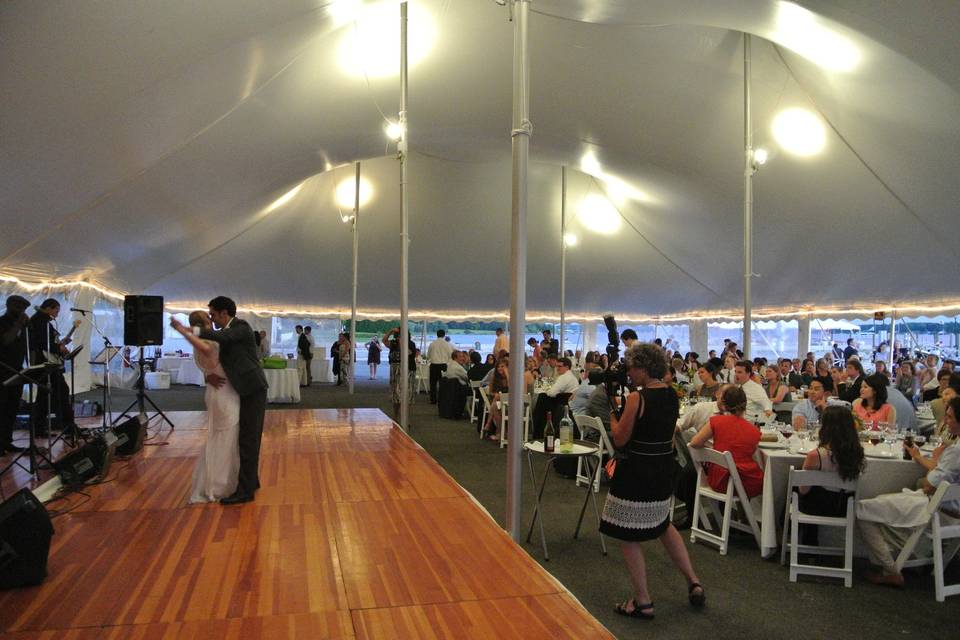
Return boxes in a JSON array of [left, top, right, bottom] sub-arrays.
[[201, 318, 268, 496]]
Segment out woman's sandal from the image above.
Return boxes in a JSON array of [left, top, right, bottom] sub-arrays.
[[688, 582, 706, 607], [614, 598, 654, 619]]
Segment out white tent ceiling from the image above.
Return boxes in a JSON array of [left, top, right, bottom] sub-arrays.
[[2, 0, 959, 319]]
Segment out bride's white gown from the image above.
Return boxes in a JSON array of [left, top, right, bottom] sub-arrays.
[[189, 341, 241, 503]]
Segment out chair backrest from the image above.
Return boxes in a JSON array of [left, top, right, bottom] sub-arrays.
[[574, 414, 615, 456], [478, 386, 492, 410], [786, 468, 858, 494], [674, 431, 693, 468], [926, 482, 960, 518], [687, 445, 733, 469], [470, 380, 484, 390]]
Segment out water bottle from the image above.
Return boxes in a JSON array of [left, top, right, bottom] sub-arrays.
[[559, 407, 574, 453]]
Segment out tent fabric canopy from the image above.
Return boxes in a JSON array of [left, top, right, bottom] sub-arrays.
[[2, 0, 958, 320]]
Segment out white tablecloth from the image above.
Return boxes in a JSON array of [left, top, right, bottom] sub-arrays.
[[155, 356, 206, 386], [156, 356, 190, 374], [758, 447, 926, 557], [283, 357, 332, 383], [265, 368, 301, 403]]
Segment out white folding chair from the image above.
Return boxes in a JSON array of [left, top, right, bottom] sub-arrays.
[[779, 469, 858, 587], [499, 393, 532, 449], [574, 415, 615, 492], [478, 386, 492, 440], [893, 482, 960, 602], [415, 363, 429, 394], [468, 380, 484, 423], [687, 445, 762, 555]]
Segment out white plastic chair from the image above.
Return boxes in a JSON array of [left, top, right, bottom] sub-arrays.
[[469, 380, 484, 423], [893, 482, 960, 602], [415, 362, 429, 394], [687, 445, 762, 555], [574, 415, 615, 492], [499, 393, 532, 449], [478, 386, 492, 440], [779, 469, 858, 587]]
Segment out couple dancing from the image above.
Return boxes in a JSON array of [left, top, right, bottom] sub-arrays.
[[170, 296, 267, 505]]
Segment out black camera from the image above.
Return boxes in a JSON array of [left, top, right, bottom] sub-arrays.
[[587, 314, 629, 390]]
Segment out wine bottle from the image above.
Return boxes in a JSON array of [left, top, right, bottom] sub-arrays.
[[558, 406, 573, 453], [544, 411, 555, 453]]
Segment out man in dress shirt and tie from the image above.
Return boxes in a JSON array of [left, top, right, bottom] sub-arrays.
[[735, 360, 772, 417], [779, 358, 803, 391]]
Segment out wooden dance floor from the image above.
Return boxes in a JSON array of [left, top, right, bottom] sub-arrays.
[[0, 409, 612, 639]]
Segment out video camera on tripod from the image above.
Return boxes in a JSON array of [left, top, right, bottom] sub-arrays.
[[588, 314, 630, 396]]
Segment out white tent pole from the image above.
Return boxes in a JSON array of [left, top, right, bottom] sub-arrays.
[[349, 161, 359, 395], [559, 165, 566, 356], [399, 1, 410, 432], [889, 310, 897, 369], [506, 0, 531, 541], [742, 32, 754, 361]]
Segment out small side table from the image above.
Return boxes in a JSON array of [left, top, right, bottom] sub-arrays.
[[523, 439, 607, 560]]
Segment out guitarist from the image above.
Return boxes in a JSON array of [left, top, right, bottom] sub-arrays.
[[29, 299, 78, 437]]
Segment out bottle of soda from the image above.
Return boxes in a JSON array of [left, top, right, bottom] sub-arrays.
[[558, 406, 574, 453], [903, 429, 914, 461], [544, 411, 556, 453]]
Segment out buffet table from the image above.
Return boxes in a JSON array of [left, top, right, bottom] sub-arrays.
[[264, 368, 300, 403]]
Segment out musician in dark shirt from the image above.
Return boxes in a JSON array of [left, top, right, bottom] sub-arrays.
[[0, 295, 30, 452], [29, 299, 76, 435]]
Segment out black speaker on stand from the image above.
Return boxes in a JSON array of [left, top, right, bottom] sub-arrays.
[[117, 295, 174, 432], [0, 489, 54, 589]]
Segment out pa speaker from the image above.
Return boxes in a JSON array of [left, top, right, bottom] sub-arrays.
[[54, 435, 114, 486], [112, 416, 146, 456], [0, 489, 54, 589], [123, 295, 164, 346]]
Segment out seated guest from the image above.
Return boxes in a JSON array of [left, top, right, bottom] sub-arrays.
[[918, 353, 940, 391], [670, 358, 689, 385], [800, 359, 816, 386], [443, 350, 469, 385], [852, 373, 897, 428], [874, 360, 891, 380], [796, 406, 865, 544], [839, 359, 866, 403], [531, 357, 579, 438], [679, 384, 729, 434], [764, 365, 792, 404], [814, 359, 835, 395], [925, 368, 953, 404], [467, 351, 489, 381], [779, 358, 803, 391], [695, 362, 720, 399], [859, 396, 960, 587], [483, 358, 510, 441], [586, 384, 613, 431], [570, 363, 598, 416], [690, 386, 764, 498], [886, 381, 918, 433], [664, 366, 687, 399], [523, 356, 539, 394], [717, 354, 737, 384], [895, 360, 916, 400], [830, 365, 846, 396], [792, 380, 845, 430], [930, 373, 960, 443], [539, 352, 559, 380], [734, 360, 772, 417]]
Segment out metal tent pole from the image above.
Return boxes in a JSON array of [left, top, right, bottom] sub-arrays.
[[398, 1, 410, 432], [742, 32, 754, 360], [889, 310, 897, 370], [506, 0, 531, 541], [349, 161, 359, 395], [559, 165, 566, 356]]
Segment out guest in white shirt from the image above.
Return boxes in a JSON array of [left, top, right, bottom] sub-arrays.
[[443, 350, 469, 385], [427, 330, 454, 403], [258, 330, 271, 358], [735, 360, 772, 416], [532, 357, 579, 438], [677, 384, 729, 433], [717, 354, 737, 384]]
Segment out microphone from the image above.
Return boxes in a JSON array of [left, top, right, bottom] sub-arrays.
[[70, 307, 90, 314]]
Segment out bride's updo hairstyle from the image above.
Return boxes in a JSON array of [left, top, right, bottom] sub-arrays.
[[188, 311, 209, 328]]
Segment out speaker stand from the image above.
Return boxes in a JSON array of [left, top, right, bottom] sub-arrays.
[[116, 347, 174, 432]]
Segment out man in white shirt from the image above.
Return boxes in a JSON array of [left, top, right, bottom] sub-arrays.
[[532, 357, 578, 438], [545, 357, 580, 397], [493, 328, 509, 359], [427, 329, 454, 403], [735, 360, 772, 416], [443, 350, 468, 385], [258, 330, 271, 358], [677, 384, 729, 433]]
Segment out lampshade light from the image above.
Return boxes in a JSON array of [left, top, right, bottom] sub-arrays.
[[335, 177, 373, 209], [338, 1, 436, 79], [578, 194, 621, 235], [563, 232, 578, 247], [385, 121, 404, 141], [753, 148, 769, 165], [771, 108, 826, 157]]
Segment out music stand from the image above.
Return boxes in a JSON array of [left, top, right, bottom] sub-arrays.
[[0, 362, 59, 480], [90, 345, 121, 430]]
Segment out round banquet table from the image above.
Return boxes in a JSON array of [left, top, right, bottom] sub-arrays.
[[264, 368, 301, 403]]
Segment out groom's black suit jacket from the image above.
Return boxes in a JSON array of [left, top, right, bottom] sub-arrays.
[[200, 318, 267, 397]]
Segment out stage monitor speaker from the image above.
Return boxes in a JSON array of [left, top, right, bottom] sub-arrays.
[[112, 416, 146, 456], [0, 489, 54, 589], [54, 435, 114, 486], [123, 295, 164, 346]]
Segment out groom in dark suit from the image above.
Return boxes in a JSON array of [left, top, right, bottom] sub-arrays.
[[201, 296, 268, 504]]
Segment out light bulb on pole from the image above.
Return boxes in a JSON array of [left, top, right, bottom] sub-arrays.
[[385, 121, 404, 141]]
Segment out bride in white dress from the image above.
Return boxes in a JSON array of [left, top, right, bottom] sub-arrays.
[[175, 311, 241, 503]]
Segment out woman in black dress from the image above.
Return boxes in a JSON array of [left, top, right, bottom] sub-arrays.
[[600, 343, 704, 619], [366, 337, 382, 379]]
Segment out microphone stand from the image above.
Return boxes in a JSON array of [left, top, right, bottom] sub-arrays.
[[82, 309, 116, 430]]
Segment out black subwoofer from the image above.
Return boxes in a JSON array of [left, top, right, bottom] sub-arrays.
[[0, 489, 54, 589]]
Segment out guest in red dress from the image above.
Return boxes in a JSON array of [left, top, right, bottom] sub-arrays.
[[690, 385, 763, 497]]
